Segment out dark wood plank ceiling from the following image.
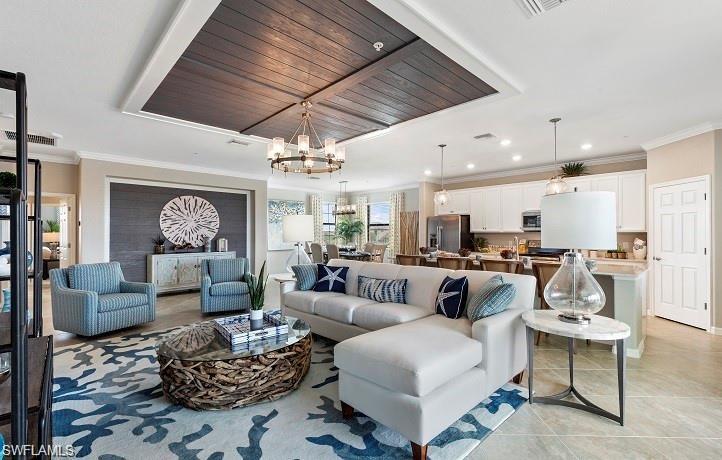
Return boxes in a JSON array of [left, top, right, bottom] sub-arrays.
[[143, 0, 497, 143]]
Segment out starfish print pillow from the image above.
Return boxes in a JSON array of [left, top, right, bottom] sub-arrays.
[[435, 276, 469, 319], [313, 264, 349, 293]]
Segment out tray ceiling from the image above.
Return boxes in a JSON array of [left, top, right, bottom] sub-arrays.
[[142, 0, 497, 142]]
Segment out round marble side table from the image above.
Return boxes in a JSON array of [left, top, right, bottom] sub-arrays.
[[522, 310, 631, 425]]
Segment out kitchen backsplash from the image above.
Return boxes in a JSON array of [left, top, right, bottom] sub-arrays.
[[474, 232, 647, 252]]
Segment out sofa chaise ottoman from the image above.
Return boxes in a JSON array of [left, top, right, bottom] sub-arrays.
[[280, 259, 536, 459]]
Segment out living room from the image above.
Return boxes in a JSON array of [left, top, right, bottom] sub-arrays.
[[1, 0, 722, 459]]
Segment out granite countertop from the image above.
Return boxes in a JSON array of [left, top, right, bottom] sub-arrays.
[[592, 263, 648, 279]]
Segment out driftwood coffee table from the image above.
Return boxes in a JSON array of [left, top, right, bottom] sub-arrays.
[[156, 314, 311, 410]]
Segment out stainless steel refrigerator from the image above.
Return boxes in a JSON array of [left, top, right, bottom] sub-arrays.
[[427, 214, 473, 252]]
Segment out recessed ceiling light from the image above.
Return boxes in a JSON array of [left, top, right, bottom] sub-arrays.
[[512, 154, 522, 162], [581, 143, 593, 150], [500, 139, 511, 146], [466, 163, 475, 169], [424, 169, 432, 176]]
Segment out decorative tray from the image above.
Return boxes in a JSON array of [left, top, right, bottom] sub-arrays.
[[212, 311, 289, 347]]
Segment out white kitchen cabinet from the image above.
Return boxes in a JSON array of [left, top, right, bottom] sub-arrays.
[[448, 190, 470, 214], [591, 175, 619, 194], [618, 172, 646, 231], [566, 177, 591, 192], [500, 186, 524, 232], [147, 251, 236, 293], [434, 190, 470, 215], [522, 182, 546, 211], [469, 190, 484, 231], [481, 188, 502, 232]]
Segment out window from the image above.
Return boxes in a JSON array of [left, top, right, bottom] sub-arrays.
[[368, 202, 390, 244], [322, 202, 336, 244]]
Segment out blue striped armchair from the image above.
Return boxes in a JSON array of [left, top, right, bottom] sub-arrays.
[[200, 258, 251, 314], [49, 262, 156, 336]]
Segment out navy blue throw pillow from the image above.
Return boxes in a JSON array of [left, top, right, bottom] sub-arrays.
[[435, 276, 469, 319], [313, 264, 348, 293]]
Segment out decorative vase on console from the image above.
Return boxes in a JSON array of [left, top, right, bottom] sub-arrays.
[[244, 261, 268, 330]]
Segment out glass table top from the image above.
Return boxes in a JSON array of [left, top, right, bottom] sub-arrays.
[[156, 314, 310, 362]]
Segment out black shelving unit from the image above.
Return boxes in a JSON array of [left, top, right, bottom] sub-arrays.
[[0, 70, 52, 459]]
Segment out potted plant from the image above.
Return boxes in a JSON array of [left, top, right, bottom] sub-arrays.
[[336, 218, 365, 246], [245, 261, 268, 328], [152, 234, 166, 254], [0, 172, 16, 216], [560, 162, 588, 178], [42, 219, 61, 244], [473, 237, 487, 252]]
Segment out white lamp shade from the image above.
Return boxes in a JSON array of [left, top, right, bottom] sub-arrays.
[[282, 214, 314, 242], [541, 192, 617, 249]]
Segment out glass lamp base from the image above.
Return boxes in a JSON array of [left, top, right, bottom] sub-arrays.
[[558, 314, 591, 325]]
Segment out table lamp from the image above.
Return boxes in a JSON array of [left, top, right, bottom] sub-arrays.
[[541, 191, 617, 324], [282, 214, 314, 272]]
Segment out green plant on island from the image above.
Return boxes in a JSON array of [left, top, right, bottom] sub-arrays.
[[244, 260, 269, 311], [336, 218, 365, 244], [44, 219, 61, 232], [560, 161, 588, 177], [473, 236, 488, 252]]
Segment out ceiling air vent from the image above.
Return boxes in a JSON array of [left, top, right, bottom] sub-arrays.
[[2, 130, 60, 146], [517, 0, 570, 17], [473, 133, 496, 140]]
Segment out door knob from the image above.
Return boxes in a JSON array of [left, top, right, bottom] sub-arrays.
[[653, 256, 662, 261]]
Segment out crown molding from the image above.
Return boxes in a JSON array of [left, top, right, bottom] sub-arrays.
[[444, 152, 647, 184], [76, 150, 269, 182], [0, 146, 79, 165], [642, 121, 722, 151]]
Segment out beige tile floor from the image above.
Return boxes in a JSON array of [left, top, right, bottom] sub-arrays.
[[41, 282, 722, 459]]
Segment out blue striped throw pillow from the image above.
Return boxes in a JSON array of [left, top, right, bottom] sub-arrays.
[[358, 275, 407, 304], [466, 278, 517, 322], [291, 264, 317, 291]]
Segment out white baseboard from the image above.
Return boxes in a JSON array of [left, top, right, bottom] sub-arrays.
[[710, 327, 722, 336], [627, 337, 645, 358]]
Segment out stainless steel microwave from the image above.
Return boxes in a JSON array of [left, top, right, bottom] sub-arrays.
[[522, 210, 541, 232]]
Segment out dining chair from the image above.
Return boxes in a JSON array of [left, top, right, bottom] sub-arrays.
[[532, 261, 561, 346], [481, 259, 526, 274], [436, 257, 468, 270], [395, 254, 424, 266], [363, 242, 375, 254], [310, 243, 324, 263], [327, 244, 340, 260], [373, 244, 387, 263]]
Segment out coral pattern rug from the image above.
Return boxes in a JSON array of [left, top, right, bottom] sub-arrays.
[[52, 327, 527, 459]]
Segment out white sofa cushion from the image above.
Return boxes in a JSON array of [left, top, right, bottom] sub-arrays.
[[283, 290, 344, 314], [315, 295, 378, 324], [453, 270, 537, 312], [335, 315, 482, 397], [397, 265, 453, 312], [352, 302, 430, 330]]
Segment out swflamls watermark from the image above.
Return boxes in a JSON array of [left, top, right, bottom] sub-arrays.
[[2, 444, 76, 457]]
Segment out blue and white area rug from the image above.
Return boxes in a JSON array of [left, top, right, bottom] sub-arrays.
[[52, 327, 527, 459]]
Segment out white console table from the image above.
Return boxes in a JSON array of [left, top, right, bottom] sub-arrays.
[[147, 251, 236, 293]]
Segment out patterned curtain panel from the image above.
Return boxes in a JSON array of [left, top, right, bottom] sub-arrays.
[[400, 211, 419, 255], [388, 192, 406, 262], [310, 194, 323, 243], [356, 196, 368, 248]]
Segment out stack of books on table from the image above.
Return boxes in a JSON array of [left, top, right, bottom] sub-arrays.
[[212, 311, 289, 350]]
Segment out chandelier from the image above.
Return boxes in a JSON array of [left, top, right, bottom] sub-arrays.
[[433, 144, 450, 206], [266, 100, 345, 175], [334, 180, 356, 216], [545, 117, 570, 195]]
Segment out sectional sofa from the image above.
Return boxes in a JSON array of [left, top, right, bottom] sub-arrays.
[[280, 259, 536, 460]]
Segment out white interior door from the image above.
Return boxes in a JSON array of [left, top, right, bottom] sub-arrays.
[[652, 178, 709, 329]]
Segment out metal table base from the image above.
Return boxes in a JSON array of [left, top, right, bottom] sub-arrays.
[[526, 326, 626, 426]]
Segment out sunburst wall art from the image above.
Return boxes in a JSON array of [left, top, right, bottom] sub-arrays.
[[160, 196, 220, 247]]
